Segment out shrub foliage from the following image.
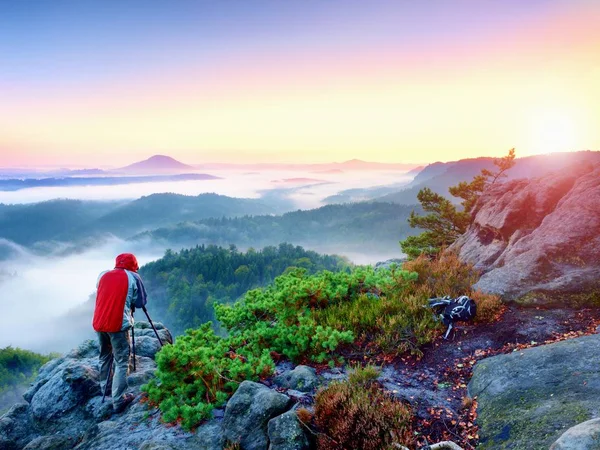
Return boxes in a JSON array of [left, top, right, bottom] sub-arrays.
[[314, 365, 411, 450], [144, 266, 429, 429], [144, 255, 502, 430]]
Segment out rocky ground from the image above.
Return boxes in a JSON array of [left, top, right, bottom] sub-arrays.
[[2, 305, 600, 450], [371, 305, 600, 449]]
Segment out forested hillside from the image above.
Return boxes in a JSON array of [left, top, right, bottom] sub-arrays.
[[140, 243, 350, 335], [132, 202, 420, 254], [0, 193, 284, 248]]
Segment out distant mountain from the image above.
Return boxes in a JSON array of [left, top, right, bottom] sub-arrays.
[[379, 150, 600, 205], [118, 155, 196, 173]]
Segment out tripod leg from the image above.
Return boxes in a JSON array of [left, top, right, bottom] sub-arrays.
[[131, 326, 136, 372], [142, 306, 164, 346]]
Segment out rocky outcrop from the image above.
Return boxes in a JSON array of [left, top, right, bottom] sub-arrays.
[[454, 162, 600, 302], [0, 322, 220, 450], [468, 333, 600, 449], [1, 329, 322, 450], [550, 418, 600, 450]]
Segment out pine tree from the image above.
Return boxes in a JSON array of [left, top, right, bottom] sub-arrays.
[[400, 148, 516, 259]]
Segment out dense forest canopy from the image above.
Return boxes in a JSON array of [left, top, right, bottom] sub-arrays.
[[140, 243, 351, 335]]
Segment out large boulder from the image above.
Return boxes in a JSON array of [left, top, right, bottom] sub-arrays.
[[223, 381, 292, 450], [268, 410, 310, 450], [453, 162, 600, 303], [550, 418, 600, 450], [273, 366, 319, 393], [468, 333, 600, 449]]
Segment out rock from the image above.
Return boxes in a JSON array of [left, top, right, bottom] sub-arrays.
[[223, 381, 292, 450], [133, 335, 162, 359], [23, 435, 74, 450], [139, 442, 174, 450], [85, 396, 114, 421], [23, 357, 66, 403], [550, 418, 600, 450], [0, 403, 36, 449], [1, 324, 213, 450], [468, 333, 600, 449], [268, 410, 310, 450], [274, 366, 318, 393], [67, 339, 100, 359], [133, 326, 173, 345], [453, 163, 600, 303], [196, 422, 225, 450], [30, 360, 100, 420]]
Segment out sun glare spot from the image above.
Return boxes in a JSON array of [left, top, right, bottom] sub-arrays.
[[526, 108, 579, 156]]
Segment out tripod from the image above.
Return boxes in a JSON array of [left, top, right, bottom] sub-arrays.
[[102, 306, 164, 403]]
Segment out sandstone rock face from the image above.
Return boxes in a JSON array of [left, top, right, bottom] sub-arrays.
[[454, 163, 600, 302], [550, 418, 600, 450], [468, 333, 600, 449], [223, 381, 292, 450]]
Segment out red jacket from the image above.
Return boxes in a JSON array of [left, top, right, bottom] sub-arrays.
[[93, 253, 139, 333]]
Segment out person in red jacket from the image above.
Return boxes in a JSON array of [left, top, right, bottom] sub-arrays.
[[93, 253, 146, 413]]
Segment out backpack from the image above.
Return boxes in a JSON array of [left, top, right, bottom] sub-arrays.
[[427, 295, 477, 339]]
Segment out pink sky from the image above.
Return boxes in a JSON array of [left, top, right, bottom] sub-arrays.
[[1, 1, 599, 168]]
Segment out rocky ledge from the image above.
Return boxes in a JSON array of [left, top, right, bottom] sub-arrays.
[[453, 162, 600, 304], [0, 324, 323, 450], [469, 332, 600, 449]]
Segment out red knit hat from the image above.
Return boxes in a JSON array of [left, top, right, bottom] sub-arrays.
[[114, 253, 139, 272]]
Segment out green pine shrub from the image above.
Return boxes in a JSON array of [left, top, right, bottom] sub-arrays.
[[144, 266, 429, 430]]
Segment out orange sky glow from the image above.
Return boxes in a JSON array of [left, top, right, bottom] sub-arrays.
[[1, 1, 599, 167]]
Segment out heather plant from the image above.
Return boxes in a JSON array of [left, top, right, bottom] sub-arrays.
[[314, 365, 411, 450], [403, 252, 502, 322]]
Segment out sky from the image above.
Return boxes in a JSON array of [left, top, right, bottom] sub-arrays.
[[1, 0, 599, 167]]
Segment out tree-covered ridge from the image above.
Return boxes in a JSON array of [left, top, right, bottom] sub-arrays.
[[0, 347, 54, 394], [0, 193, 284, 248], [139, 243, 350, 335], [132, 201, 421, 253]]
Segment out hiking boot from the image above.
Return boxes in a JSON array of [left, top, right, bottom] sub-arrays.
[[113, 393, 135, 414]]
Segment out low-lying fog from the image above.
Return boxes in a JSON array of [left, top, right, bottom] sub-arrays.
[[0, 168, 413, 354], [0, 169, 412, 209], [0, 239, 163, 353]]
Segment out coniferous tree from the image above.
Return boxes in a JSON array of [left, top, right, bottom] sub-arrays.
[[400, 148, 516, 259]]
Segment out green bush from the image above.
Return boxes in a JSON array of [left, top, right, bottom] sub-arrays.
[[144, 266, 432, 430]]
